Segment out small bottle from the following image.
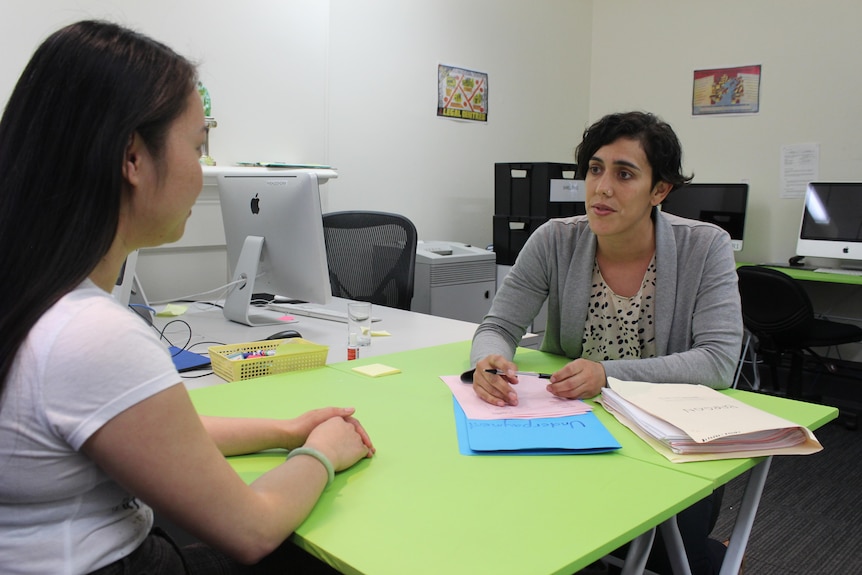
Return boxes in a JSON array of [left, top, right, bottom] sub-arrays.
[[197, 81, 212, 116], [197, 81, 217, 166], [347, 332, 359, 361]]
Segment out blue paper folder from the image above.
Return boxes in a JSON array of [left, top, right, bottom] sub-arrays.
[[169, 346, 211, 372], [453, 400, 621, 455]]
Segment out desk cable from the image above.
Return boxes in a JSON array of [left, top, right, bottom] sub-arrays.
[[147, 278, 245, 307]]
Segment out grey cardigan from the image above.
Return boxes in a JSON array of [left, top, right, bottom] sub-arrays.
[[471, 209, 743, 389]]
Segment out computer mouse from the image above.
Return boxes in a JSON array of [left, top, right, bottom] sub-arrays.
[[266, 329, 302, 340]]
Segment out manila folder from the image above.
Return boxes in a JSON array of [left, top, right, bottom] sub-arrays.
[[608, 378, 806, 443]]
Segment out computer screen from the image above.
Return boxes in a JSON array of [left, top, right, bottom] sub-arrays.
[[218, 171, 332, 326], [660, 183, 749, 251], [796, 182, 862, 264]]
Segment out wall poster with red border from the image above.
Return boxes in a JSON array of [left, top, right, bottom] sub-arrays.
[[692, 65, 761, 116]]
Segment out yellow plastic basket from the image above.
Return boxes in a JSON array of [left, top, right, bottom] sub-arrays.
[[208, 338, 328, 382]]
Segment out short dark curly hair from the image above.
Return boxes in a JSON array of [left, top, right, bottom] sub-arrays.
[[575, 111, 693, 192]]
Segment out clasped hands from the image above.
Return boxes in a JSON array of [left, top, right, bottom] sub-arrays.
[[287, 407, 375, 471], [472, 354, 606, 407]]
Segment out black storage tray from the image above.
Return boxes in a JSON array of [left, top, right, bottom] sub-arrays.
[[494, 162, 579, 218]]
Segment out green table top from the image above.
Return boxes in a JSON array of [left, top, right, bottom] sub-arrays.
[[190, 341, 837, 574], [190, 342, 714, 575]]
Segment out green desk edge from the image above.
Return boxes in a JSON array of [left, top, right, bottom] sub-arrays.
[[737, 262, 862, 285]]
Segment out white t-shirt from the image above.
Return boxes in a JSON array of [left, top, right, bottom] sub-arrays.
[[0, 280, 181, 574]]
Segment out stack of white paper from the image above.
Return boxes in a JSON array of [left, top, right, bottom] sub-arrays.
[[600, 378, 822, 462]]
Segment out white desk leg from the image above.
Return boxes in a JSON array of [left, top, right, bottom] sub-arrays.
[[733, 331, 762, 391], [719, 456, 772, 575], [659, 515, 692, 575], [620, 527, 656, 575]]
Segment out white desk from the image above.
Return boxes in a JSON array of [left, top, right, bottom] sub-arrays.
[[153, 298, 480, 389]]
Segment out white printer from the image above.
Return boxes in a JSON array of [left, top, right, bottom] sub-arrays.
[[412, 241, 496, 323]]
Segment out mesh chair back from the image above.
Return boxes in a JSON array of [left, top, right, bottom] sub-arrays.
[[322, 211, 418, 310], [736, 265, 814, 347]]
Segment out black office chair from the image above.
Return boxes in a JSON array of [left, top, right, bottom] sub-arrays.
[[321, 211, 418, 310], [736, 265, 862, 399]]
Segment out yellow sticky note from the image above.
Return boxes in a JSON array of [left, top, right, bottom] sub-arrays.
[[351, 363, 401, 378], [156, 303, 188, 317]]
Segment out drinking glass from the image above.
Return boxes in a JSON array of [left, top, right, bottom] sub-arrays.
[[347, 301, 372, 347]]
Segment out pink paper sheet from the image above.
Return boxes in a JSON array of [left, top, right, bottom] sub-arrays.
[[441, 374, 592, 420]]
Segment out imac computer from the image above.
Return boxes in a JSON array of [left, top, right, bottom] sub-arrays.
[[112, 250, 140, 307], [115, 252, 207, 369], [796, 182, 862, 271], [660, 183, 749, 251], [112, 250, 151, 322], [218, 171, 332, 326]]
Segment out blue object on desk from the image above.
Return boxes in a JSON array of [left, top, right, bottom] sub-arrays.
[[452, 400, 621, 455], [169, 346, 211, 372]]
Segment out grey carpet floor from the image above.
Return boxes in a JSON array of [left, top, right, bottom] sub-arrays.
[[712, 420, 862, 574]]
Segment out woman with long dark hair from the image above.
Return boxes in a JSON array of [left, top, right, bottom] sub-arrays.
[[0, 21, 374, 574]]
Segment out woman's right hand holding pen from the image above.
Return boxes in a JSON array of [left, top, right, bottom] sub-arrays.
[[473, 354, 521, 407]]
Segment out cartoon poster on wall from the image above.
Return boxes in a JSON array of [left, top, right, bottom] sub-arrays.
[[437, 64, 488, 122], [692, 65, 761, 116]]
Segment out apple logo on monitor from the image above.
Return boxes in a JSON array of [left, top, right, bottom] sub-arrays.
[[250, 193, 260, 215]]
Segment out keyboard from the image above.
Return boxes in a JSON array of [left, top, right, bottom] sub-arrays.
[[813, 267, 862, 276], [267, 303, 382, 323]]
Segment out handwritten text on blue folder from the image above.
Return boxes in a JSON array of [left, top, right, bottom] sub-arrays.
[[453, 400, 621, 455]]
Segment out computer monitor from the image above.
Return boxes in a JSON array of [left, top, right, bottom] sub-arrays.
[[218, 171, 332, 326], [660, 183, 749, 251], [796, 182, 862, 265]]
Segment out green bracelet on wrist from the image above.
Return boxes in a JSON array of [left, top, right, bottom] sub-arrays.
[[286, 447, 335, 487]]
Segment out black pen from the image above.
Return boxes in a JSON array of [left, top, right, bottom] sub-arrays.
[[485, 368, 552, 379]]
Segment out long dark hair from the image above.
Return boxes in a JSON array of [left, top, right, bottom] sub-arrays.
[[0, 21, 197, 392], [575, 111, 693, 192]]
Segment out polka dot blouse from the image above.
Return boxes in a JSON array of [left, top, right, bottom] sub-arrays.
[[581, 256, 657, 361]]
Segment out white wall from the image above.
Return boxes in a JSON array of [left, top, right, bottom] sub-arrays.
[[8, 0, 862, 265], [326, 0, 593, 247], [2, 0, 592, 300], [1, 0, 334, 302], [589, 0, 862, 362], [7, 1, 858, 300], [0, 1, 331, 166], [1, 0, 591, 251], [589, 0, 862, 267]]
